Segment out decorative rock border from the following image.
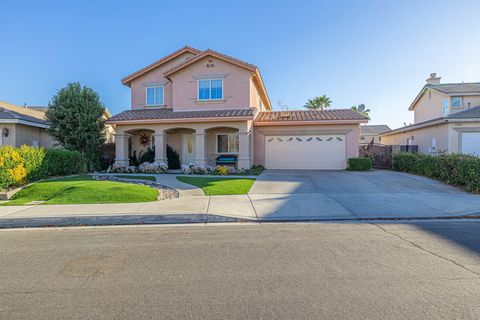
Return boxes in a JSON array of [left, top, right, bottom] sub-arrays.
[[93, 175, 179, 200]]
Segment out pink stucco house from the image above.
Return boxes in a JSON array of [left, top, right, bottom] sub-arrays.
[[107, 46, 368, 170]]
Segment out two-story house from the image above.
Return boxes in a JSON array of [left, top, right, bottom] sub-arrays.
[[381, 73, 480, 156], [107, 46, 367, 170]]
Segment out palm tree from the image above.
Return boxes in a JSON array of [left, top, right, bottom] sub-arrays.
[[351, 104, 371, 119], [304, 95, 332, 110]]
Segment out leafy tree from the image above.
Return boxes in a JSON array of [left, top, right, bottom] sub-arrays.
[[304, 95, 332, 110], [351, 104, 371, 119], [46, 83, 106, 171]]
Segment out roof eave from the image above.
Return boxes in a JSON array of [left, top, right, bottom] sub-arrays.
[[253, 69, 272, 110], [0, 119, 49, 128], [254, 119, 368, 126], [121, 46, 201, 86], [106, 116, 254, 125], [163, 50, 257, 78]]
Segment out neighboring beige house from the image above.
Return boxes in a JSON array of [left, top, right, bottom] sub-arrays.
[[102, 108, 115, 143], [381, 74, 480, 156], [26, 105, 116, 143], [0, 101, 115, 148], [360, 125, 391, 144], [0, 101, 55, 147], [107, 46, 368, 170]]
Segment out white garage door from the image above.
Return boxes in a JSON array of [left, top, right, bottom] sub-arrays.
[[265, 135, 346, 169], [462, 132, 480, 156]]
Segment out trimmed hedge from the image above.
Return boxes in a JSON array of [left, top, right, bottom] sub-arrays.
[[393, 152, 480, 193], [0, 146, 86, 190], [347, 157, 372, 171]]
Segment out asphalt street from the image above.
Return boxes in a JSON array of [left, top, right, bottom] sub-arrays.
[[1, 221, 480, 319]]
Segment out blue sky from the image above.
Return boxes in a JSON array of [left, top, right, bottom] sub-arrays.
[[1, 0, 479, 128]]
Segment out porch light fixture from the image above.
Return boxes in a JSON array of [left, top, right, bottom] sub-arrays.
[[2, 128, 8, 137]]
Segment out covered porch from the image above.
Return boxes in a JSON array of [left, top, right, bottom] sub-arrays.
[[113, 121, 253, 169]]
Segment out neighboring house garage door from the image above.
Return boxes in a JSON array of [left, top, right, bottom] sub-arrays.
[[462, 132, 480, 156], [265, 135, 346, 169]]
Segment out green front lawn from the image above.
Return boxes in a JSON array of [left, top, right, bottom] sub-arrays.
[[2, 175, 158, 205], [114, 175, 157, 181], [177, 176, 255, 195]]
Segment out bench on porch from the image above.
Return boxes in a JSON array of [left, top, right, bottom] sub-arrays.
[[216, 155, 237, 166]]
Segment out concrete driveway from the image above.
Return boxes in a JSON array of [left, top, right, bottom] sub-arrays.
[[1, 170, 480, 228], [248, 170, 480, 220]]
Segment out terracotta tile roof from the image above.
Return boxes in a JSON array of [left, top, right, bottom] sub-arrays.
[[255, 109, 368, 122], [447, 105, 480, 118], [108, 108, 255, 122], [427, 82, 480, 95], [361, 125, 391, 135]]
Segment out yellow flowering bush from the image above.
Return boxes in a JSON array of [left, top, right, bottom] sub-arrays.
[[0, 146, 28, 189], [0, 145, 86, 190]]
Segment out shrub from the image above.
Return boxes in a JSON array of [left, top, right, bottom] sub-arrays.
[[138, 162, 168, 173], [347, 157, 372, 171], [110, 162, 168, 174], [0, 146, 86, 190], [0, 146, 29, 189], [42, 149, 87, 177], [18, 145, 46, 181], [167, 145, 181, 169], [393, 152, 480, 193], [139, 147, 155, 164]]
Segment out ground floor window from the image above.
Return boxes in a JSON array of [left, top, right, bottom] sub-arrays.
[[216, 133, 239, 154]]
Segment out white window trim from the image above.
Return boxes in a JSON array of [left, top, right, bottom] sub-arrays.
[[145, 86, 164, 106], [215, 133, 239, 154], [442, 99, 450, 115], [197, 78, 224, 101], [451, 97, 462, 108]]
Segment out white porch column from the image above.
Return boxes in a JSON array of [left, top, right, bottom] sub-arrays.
[[113, 133, 130, 167], [153, 132, 167, 164], [195, 129, 207, 167], [237, 131, 251, 169]]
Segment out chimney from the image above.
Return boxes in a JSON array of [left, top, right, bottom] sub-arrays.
[[426, 73, 441, 84]]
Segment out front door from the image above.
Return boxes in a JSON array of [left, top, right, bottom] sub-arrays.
[[182, 134, 196, 165]]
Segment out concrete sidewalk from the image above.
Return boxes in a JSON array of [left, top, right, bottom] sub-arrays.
[[0, 192, 479, 228], [1, 170, 479, 228]]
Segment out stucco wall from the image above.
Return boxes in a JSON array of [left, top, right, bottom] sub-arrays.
[[413, 89, 480, 124], [130, 52, 196, 109], [360, 134, 382, 144], [253, 124, 360, 166], [381, 123, 450, 154], [39, 129, 56, 148], [15, 124, 56, 148], [0, 124, 16, 146], [168, 57, 253, 111], [448, 122, 480, 154], [249, 77, 263, 111], [457, 96, 480, 111], [414, 89, 448, 123]]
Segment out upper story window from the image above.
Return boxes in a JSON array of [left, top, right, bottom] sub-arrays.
[[442, 99, 449, 115], [451, 97, 462, 108], [146, 86, 164, 106], [198, 79, 223, 100]]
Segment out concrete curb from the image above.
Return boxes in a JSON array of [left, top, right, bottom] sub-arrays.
[[0, 212, 478, 229]]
